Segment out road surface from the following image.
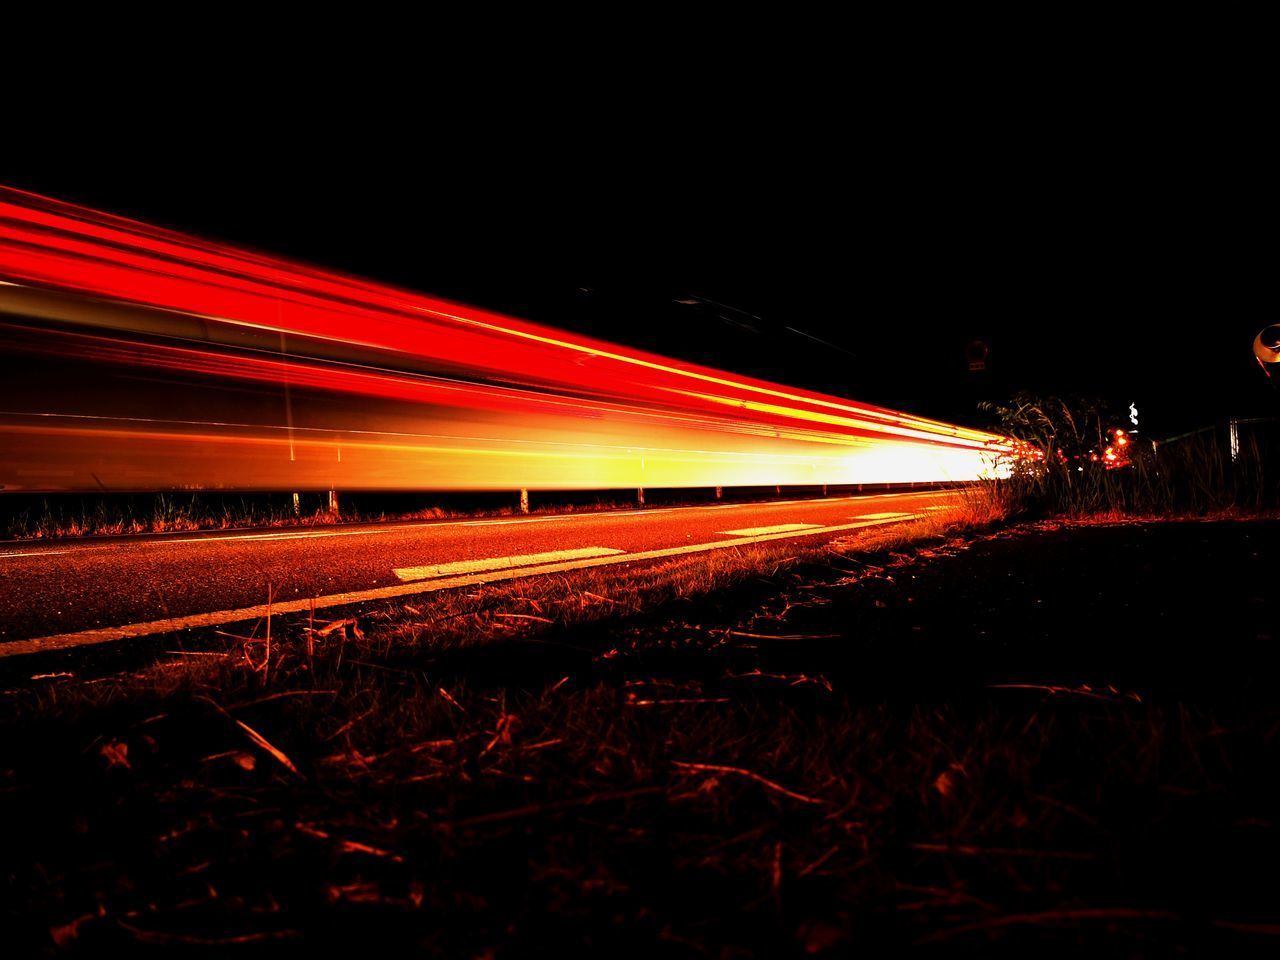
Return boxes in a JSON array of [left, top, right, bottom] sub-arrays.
[[0, 490, 954, 657]]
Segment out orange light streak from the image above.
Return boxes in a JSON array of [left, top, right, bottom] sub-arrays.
[[0, 185, 1009, 493]]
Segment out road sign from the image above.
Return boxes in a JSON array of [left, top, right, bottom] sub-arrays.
[[965, 340, 989, 372]]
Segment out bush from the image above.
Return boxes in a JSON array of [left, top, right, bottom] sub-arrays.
[[981, 393, 1277, 516]]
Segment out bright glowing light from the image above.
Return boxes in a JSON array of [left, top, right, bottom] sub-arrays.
[[0, 185, 1010, 492]]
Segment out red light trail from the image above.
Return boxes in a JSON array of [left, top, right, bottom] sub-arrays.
[[0, 185, 1009, 492]]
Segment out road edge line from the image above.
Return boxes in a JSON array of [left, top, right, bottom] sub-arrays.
[[2, 514, 917, 658]]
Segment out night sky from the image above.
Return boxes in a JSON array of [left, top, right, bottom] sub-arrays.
[[4, 109, 1273, 437]]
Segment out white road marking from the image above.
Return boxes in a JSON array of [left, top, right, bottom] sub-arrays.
[[0, 492, 954, 559], [720, 523, 821, 536], [851, 512, 912, 520], [394, 547, 624, 581], [1, 513, 918, 658]]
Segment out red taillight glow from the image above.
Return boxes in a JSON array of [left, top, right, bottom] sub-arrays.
[[0, 185, 1010, 492]]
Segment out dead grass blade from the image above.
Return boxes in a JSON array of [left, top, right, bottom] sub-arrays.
[[162, 650, 229, 658], [196, 696, 302, 778], [117, 922, 301, 946], [437, 686, 466, 712], [314, 618, 356, 637], [478, 714, 517, 758], [796, 844, 842, 877], [989, 682, 1143, 703], [295, 822, 404, 861], [227, 689, 337, 710], [323, 706, 377, 741], [672, 761, 827, 805], [233, 718, 302, 778], [728, 630, 840, 641]]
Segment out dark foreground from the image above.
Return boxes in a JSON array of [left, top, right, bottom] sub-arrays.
[[3, 519, 1279, 955]]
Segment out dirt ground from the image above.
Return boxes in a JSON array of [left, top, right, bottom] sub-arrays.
[[3, 519, 1279, 955]]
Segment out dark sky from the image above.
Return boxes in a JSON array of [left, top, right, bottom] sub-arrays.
[[3, 94, 1275, 437]]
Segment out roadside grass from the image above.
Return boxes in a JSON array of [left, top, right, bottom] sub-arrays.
[[6, 494, 1280, 953], [1005, 429, 1280, 518], [984, 393, 1279, 518], [0, 499, 1026, 949]]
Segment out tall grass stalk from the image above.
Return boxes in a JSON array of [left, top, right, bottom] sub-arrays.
[[982, 393, 1277, 516]]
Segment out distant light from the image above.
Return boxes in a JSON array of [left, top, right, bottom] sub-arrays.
[[1129, 403, 1139, 427]]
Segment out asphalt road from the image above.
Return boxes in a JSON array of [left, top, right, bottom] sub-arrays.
[[0, 490, 954, 656]]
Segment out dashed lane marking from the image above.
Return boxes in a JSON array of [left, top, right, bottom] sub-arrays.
[[394, 547, 624, 581], [0, 492, 954, 559], [719, 523, 822, 536], [1, 513, 918, 658]]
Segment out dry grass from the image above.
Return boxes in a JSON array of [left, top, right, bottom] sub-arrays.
[[10, 496, 1278, 953], [984, 393, 1279, 518]]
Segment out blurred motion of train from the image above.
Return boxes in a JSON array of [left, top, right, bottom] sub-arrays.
[[0, 185, 1009, 495]]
